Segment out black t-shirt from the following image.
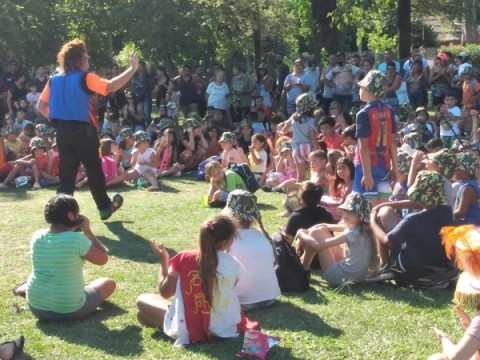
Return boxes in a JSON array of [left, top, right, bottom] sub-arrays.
[[285, 205, 335, 238], [32, 76, 48, 92], [9, 83, 28, 102], [388, 204, 453, 269]]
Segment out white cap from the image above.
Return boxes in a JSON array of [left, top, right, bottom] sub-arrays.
[[459, 51, 469, 57]]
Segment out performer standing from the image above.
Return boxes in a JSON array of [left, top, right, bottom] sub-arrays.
[[38, 39, 139, 220]]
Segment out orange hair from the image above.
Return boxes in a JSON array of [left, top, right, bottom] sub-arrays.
[[57, 39, 87, 73], [441, 225, 480, 276]]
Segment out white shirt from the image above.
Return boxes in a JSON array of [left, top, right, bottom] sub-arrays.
[[133, 147, 157, 176], [440, 106, 461, 137], [229, 228, 281, 305]]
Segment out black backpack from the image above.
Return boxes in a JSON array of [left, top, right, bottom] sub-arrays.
[[228, 162, 260, 193], [272, 232, 310, 293]]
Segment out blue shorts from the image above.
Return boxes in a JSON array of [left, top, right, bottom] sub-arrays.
[[353, 165, 392, 198]]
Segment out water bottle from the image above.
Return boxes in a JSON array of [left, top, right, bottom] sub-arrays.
[[137, 178, 147, 189]]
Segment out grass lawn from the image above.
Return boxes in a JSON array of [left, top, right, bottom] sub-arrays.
[[0, 175, 466, 359]]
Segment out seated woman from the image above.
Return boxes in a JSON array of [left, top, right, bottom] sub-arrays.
[[13, 194, 115, 321], [222, 189, 281, 310], [453, 152, 480, 226], [178, 117, 208, 170]]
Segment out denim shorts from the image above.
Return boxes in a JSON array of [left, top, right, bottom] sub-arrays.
[[353, 165, 392, 198]]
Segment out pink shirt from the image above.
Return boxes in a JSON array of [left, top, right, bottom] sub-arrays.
[[102, 156, 117, 182]]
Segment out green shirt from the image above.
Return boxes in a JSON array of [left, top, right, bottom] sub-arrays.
[[27, 229, 92, 313], [222, 170, 246, 191], [230, 74, 252, 108]]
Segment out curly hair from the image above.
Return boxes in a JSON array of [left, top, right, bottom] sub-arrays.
[[44, 194, 80, 226], [57, 39, 88, 73]]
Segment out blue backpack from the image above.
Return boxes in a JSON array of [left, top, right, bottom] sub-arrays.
[[227, 162, 259, 193], [196, 156, 221, 181]]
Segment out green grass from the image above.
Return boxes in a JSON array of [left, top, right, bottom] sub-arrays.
[[0, 176, 466, 359]]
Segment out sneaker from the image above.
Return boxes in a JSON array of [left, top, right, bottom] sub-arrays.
[[366, 265, 395, 282], [99, 193, 124, 221], [261, 185, 273, 192]]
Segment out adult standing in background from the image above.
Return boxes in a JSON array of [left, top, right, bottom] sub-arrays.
[[230, 65, 253, 114], [283, 59, 310, 116], [274, 52, 290, 115], [37, 39, 139, 220], [175, 65, 198, 118], [132, 60, 155, 126], [320, 53, 337, 114]]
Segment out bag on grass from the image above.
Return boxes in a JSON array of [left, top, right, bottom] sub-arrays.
[[272, 232, 310, 293], [197, 156, 221, 181], [228, 162, 259, 193], [393, 265, 459, 290]]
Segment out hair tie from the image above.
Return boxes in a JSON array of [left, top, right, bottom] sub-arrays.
[[206, 221, 214, 231]]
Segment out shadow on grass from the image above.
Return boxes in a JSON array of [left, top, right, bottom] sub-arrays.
[[37, 305, 143, 356], [99, 221, 175, 264], [257, 203, 277, 211], [331, 282, 454, 308], [0, 187, 34, 200]]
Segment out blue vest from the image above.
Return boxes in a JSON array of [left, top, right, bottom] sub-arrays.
[[49, 71, 91, 122], [455, 179, 480, 225]]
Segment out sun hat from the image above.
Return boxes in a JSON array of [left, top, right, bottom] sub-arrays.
[[30, 137, 46, 151], [280, 141, 293, 153], [239, 119, 252, 129], [156, 118, 175, 132], [456, 152, 478, 176], [441, 225, 480, 307], [219, 132, 236, 143], [329, 101, 341, 110], [222, 189, 261, 222], [427, 149, 457, 179], [133, 130, 150, 146], [36, 124, 51, 136], [403, 132, 424, 150], [462, 66, 476, 76], [295, 93, 318, 114], [119, 128, 134, 140], [357, 70, 386, 98], [3, 126, 16, 135], [397, 150, 412, 174], [3, 113, 13, 120], [437, 53, 449, 61], [399, 103, 415, 123], [337, 192, 372, 223], [183, 117, 201, 131], [407, 170, 445, 207]]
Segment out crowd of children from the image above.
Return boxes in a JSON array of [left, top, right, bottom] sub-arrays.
[[3, 49, 480, 355]]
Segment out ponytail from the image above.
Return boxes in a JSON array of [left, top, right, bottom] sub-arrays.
[[198, 215, 237, 305]]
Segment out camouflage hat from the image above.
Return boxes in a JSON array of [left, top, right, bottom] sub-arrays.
[[36, 124, 51, 136], [30, 137, 46, 151], [230, 96, 241, 103], [462, 66, 477, 76], [451, 139, 463, 151], [222, 189, 261, 222], [399, 103, 416, 123], [330, 101, 341, 110], [280, 141, 293, 152], [407, 170, 445, 207], [295, 93, 318, 114], [428, 149, 457, 179], [3, 126, 16, 135], [187, 112, 202, 123], [457, 152, 478, 176], [156, 117, 175, 132], [415, 106, 427, 115], [183, 117, 201, 131], [239, 119, 252, 129], [119, 128, 134, 140], [403, 132, 424, 150], [397, 150, 413, 174], [470, 141, 480, 155], [357, 70, 386, 98], [101, 128, 113, 137], [133, 130, 150, 146], [219, 131, 236, 143], [337, 192, 372, 223], [3, 112, 13, 120]]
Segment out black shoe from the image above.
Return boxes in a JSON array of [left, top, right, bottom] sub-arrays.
[[261, 185, 273, 192], [99, 193, 124, 221]]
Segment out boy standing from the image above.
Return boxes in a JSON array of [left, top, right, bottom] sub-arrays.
[[438, 92, 461, 149], [354, 70, 398, 206]]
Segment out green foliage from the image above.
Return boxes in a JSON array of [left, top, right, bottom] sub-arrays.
[[440, 44, 480, 67]]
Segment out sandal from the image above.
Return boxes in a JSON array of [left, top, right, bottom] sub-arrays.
[[0, 335, 25, 360], [12, 282, 27, 298], [147, 187, 160, 192]]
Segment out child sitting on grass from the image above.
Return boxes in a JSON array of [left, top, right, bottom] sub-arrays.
[[219, 132, 243, 168], [136, 215, 256, 345], [0, 137, 58, 190], [131, 131, 160, 192], [296, 193, 374, 286], [204, 160, 246, 206], [154, 128, 184, 178]]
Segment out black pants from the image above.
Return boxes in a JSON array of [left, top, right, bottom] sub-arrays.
[[54, 120, 110, 210]]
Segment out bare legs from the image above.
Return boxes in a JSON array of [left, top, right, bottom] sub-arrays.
[[136, 293, 170, 327]]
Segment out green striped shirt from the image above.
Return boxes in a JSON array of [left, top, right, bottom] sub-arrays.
[[26, 229, 92, 313]]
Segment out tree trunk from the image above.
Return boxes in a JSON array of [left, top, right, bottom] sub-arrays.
[[311, 0, 340, 57], [464, 0, 477, 43], [397, 0, 411, 59], [253, 28, 262, 70]]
